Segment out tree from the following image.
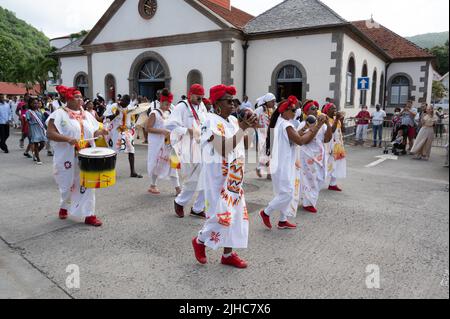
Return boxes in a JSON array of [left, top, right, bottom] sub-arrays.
[[432, 80, 448, 103], [429, 40, 449, 76]]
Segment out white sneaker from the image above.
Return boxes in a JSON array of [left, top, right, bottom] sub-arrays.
[[36, 161, 43, 165]]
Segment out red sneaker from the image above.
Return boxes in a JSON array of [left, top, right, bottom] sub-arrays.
[[259, 210, 272, 229], [277, 221, 297, 230], [85, 215, 102, 227], [192, 237, 207, 264], [221, 253, 248, 269], [303, 206, 318, 214], [329, 185, 342, 192], [174, 201, 185, 218], [59, 209, 68, 220]]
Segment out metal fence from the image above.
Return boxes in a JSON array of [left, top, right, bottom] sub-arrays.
[[343, 118, 449, 150]]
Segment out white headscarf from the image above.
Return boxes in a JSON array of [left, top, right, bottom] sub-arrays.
[[256, 96, 265, 107], [263, 93, 276, 103]]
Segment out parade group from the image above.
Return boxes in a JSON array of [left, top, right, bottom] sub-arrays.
[[0, 83, 348, 269]]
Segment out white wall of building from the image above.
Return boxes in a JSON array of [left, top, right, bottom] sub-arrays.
[[246, 33, 334, 106], [387, 61, 429, 109], [60, 56, 88, 87], [90, 41, 222, 100], [92, 0, 221, 45], [340, 34, 386, 117]]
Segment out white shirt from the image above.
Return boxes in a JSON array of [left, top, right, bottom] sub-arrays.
[[372, 110, 386, 125]]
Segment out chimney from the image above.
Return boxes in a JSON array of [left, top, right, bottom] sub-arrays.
[[208, 0, 231, 10]]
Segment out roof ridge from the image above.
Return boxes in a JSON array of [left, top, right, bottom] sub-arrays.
[[316, 0, 347, 23], [243, 0, 289, 28]]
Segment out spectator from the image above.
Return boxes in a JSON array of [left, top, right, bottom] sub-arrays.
[[435, 107, 446, 138], [400, 101, 417, 152], [0, 95, 12, 153], [371, 105, 386, 148], [241, 95, 252, 109], [411, 105, 437, 161], [26, 98, 47, 165], [354, 106, 371, 145]]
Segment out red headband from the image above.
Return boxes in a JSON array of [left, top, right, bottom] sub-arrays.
[[160, 92, 174, 104], [322, 103, 335, 114], [56, 85, 81, 101], [188, 84, 205, 98], [209, 84, 237, 104], [303, 100, 319, 114], [278, 96, 299, 113]]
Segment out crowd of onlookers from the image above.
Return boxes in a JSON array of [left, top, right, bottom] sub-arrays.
[[352, 101, 448, 162]]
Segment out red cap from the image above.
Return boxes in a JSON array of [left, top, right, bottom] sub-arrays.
[[209, 84, 236, 104]]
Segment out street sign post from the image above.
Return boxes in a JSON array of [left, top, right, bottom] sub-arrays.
[[358, 77, 370, 91]]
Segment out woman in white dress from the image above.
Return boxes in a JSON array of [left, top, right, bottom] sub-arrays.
[[298, 101, 333, 214], [146, 89, 181, 196], [259, 97, 324, 230], [323, 103, 346, 191], [254, 93, 276, 179], [192, 84, 258, 269], [46, 86, 108, 227]]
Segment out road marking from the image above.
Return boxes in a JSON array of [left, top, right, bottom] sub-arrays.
[[365, 155, 398, 168]]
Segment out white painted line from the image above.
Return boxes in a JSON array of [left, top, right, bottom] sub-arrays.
[[365, 155, 398, 168]]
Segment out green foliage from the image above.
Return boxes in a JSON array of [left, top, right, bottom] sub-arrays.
[[432, 80, 448, 102], [0, 6, 58, 92], [407, 31, 449, 49], [428, 40, 449, 76]]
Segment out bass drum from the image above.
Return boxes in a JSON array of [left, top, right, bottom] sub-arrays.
[[78, 147, 117, 189]]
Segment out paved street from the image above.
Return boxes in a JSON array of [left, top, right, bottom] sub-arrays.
[[0, 130, 448, 299]]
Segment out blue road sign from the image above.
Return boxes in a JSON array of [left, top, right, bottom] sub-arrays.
[[358, 77, 370, 90]]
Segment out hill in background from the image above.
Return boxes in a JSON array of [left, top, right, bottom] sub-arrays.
[[0, 6, 51, 82], [407, 31, 449, 49]]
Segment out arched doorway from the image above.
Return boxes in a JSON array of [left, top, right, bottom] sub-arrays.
[[105, 74, 116, 101], [270, 60, 308, 102], [129, 51, 171, 101], [137, 60, 166, 100], [74, 72, 89, 98]]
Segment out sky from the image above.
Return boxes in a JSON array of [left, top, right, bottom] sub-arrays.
[[0, 0, 448, 39]]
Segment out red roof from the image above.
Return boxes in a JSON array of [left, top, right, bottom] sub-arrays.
[[198, 0, 254, 30], [352, 20, 434, 60], [0, 82, 41, 95]]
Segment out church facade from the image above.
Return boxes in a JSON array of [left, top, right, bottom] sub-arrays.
[[54, 0, 435, 116]]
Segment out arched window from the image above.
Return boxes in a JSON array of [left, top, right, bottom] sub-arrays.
[[345, 56, 356, 106], [187, 70, 203, 94], [360, 63, 368, 106], [74, 72, 89, 98], [371, 70, 377, 107], [379, 73, 385, 105], [390, 76, 410, 105], [276, 64, 303, 101], [104, 74, 116, 101]]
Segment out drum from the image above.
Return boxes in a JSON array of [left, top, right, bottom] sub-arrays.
[[78, 148, 117, 189]]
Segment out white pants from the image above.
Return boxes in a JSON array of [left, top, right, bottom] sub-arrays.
[[176, 189, 205, 213], [330, 176, 338, 187], [151, 174, 180, 188], [264, 191, 293, 222], [356, 124, 368, 141]]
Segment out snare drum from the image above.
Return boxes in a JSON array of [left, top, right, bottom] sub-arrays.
[[78, 148, 117, 189]]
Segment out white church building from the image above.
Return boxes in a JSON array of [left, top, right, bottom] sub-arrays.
[[54, 0, 435, 116]]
